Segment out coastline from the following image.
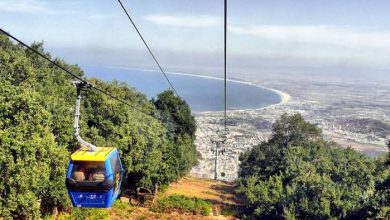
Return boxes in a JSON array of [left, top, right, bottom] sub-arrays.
[[94, 65, 291, 109], [88, 65, 388, 180], [166, 71, 291, 106], [266, 87, 291, 105]]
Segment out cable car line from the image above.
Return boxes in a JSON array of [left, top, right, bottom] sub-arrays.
[[116, 2, 229, 181], [212, 0, 228, 180], [224, 0, 228, 137], [66, 81, 125, 208], [4, 0, 229, 181], [2, 0, 231, 207], [0, 29, 203, 206], [115, 0, 215, 143], [0, 28, 161, 122], [116, 0, 216, 140], [1, 29, 85, 83], [0, 27, 216, 206], [116, 0, 179, 97], [0, 28, 210, 137]]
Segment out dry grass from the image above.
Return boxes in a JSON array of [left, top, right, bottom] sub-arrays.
[[165, 177, 239, 206], [108, 177, 240, 219], [110, 206, 235, 220], [111, 207, 220, 220]]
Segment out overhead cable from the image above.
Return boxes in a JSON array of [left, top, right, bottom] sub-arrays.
[[116, 0, 213, 138], [224, 0, 228, 136], [0, 28, 161, 122], [117, 0, 179, 97]]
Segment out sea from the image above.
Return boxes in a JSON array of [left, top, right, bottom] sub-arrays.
[[81, 66, 281, 112]]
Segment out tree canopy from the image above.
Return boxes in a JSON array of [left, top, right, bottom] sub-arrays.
[[153, 90, 198, 178], [238, 113, 389, 219], [0, 34, 197, 218]]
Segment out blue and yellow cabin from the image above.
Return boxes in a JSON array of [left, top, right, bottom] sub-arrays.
[[66, 147, 124, 208]]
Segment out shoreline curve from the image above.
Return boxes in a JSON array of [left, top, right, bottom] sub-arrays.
[[89, 65, 291, 109], [165, 71, 291, 107]]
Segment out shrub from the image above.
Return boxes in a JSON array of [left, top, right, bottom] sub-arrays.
[[68, 208, 109, 220], [238, 113, 388, 219], [221, 206, 236, 216], [111, 200, 134, 218], [153, 194, 211, 215], [0, 33, 198, 218]]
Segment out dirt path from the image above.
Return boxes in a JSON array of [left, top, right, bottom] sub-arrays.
[[165, 177, 239, 206], [164, 177, 240, 218], [110, 177, 240, 219]]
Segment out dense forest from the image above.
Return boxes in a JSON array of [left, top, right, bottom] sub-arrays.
[[238, 113, 389, 219], [0, 34, 198, 218]]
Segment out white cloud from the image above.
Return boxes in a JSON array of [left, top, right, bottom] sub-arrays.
[[229, 25, 390, 50], [144, 15, 220, 28], [0, 0, 78, 15], [87, 14, 118, 20], [0, 0, 46, 13]]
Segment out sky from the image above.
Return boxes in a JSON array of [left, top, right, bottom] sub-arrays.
[[1, 0, 390, 83]]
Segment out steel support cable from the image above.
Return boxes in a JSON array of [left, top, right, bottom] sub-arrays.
[[0, 28, 210, 136], [116, 0, 214, 140], [224, 0, 228, 137], [117, 0, 229, 182], [212, 0, 228, 181], [117, 0, 179, 97], [0, 28, 161, 122]]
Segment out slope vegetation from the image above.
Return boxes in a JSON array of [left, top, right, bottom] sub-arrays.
[[238, 113, 389, 219], [0, 34, 197, 219]]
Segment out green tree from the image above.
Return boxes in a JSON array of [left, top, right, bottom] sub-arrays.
[[350, 140, 389, 219], [238, 113, 384, 219], [78, 79, 174, 192], [270, 113, 322, 147], [0, 74, 68, 218], [0, 33, 199, 218], [153, 90, 198, 178], [0, 35, 71, 218], [239, 113, 322, 180], [153, 90, 196, 140]]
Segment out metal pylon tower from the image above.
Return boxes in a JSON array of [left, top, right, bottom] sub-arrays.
[[210, 126, 228, 180]]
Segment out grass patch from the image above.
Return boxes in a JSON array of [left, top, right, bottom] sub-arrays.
[[153, 194, 212, 215], [110, 200, 134, 218], [221, 205, 237, 217], [159, 184, 169, 194], [53, 208, 109, 220]]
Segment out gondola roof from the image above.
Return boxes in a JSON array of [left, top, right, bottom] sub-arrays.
[[71, 147, 116, 161]]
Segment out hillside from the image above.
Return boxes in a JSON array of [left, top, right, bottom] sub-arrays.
[[0, 32, 389, 219], [53, 177, 239, 219], [166, 177, 238, 206], [114, 177, 239, 219], [0, 33, 198, 218]]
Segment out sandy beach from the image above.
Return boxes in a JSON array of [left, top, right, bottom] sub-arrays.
[[267, 87, 291, 105], [165, 71, 292, 107]]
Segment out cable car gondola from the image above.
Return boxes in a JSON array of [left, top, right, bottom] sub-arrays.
[[65, 82, 124, 208]]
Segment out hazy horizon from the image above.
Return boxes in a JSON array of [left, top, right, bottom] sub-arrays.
[[2, 0, 390, 84]]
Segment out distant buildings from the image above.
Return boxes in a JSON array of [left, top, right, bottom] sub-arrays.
[[191, 81, 390, 181]]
